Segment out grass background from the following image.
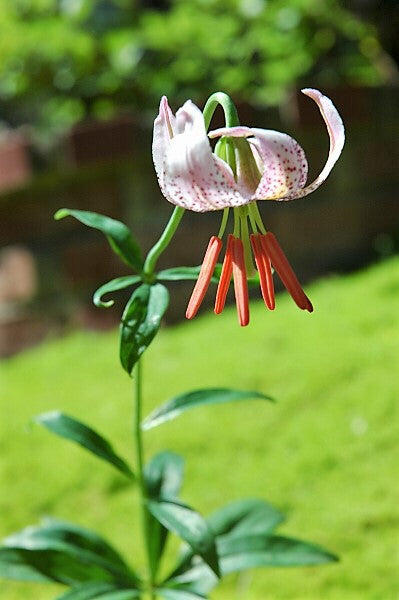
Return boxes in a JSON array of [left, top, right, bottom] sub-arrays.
[[1, 257, 398, 599]]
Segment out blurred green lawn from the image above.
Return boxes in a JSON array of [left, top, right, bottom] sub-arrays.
[[1, 257, 398, 599]]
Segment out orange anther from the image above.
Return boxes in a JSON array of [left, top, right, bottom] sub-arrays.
[[250, 233, 275, 310], [186, 236, 223, 319], [214, 234, 234, 315], [231, 238, 250, 326], [261, 233, 313, 312]]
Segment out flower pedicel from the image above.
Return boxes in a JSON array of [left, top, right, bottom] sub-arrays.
[[152, 89, 345, 326]]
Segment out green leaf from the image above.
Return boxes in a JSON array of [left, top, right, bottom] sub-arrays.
[[120, 283, 169, 375], [93, 276, 141, 308], [171, 498, 284, 581], [218, 534, 339, 570], [207, 499, 284, 539], [56, 583, 121, 599], [144, 452, 184, 500], [56, 583, 140, 599], [166, 534, 337, 593], [36, 412, 134, 480], [156, 588, 206, 600], [93, 593, 140, 600], [144, 453, 185, 578], [142, 388, 274, 430], [157, 265, 260, 286], [0, 547, 53, 583], [2, 519, 139, 586], [147, 500, 219, 578], [55, 209, 143, 273], [157, 266, 207, 282]]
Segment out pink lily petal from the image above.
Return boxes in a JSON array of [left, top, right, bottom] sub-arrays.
[[284, 88, 345, 201], [152, 96, 176, 189], [162, 101, 247, 212], [210, 125, 308, 200]]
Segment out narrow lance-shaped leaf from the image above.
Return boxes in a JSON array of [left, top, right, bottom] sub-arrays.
[[147, 500, 219, 578], [90, 592, 140, 600], [93, 276, 141, 308], [218, 534, 339, 570], [0, 547, 52, 583], [36, 412, 134, 480], [1, 519, 140, 587], [207, 498, 285, 539], [156, 588, 206, 600], [144, 452, 185, 578], [171, 498, 284, 580], [166, 534, 338, 594], [55, 209, 143, 273], [157, 265, 260, 286], [120, 283, 169, 375], [56, 583, 136, 600], [142, 388, 274, 430]]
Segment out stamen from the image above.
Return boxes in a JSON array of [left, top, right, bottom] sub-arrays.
[[214, 234, 234, 314], [250, 234, 275, 310], [261, 233, 313, 312], [232, 238, 250, 326], [186, 236, 223, 319]]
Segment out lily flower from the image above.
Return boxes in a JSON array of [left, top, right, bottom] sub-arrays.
[[153, 89, 345, 325]]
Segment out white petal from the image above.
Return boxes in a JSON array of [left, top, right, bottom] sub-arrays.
[[210, 125, 308, 200], [152, 96, 176, 188], [283, 88, 345, 200], [162, 101, 246, 212], [250, 129, 308, 200]]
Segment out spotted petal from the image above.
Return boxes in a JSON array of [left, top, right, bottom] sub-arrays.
[[161, 101, 246, 212], [152, 96, 176, 189], [286, 88, 345, 200], [209, 126, 308, 200]]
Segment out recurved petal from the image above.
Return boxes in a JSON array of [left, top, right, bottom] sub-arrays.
[[209, 126, 308, 200], [283, 88, 345, 201], [162, 101, 246, 212], [152, 96, 176, 187]]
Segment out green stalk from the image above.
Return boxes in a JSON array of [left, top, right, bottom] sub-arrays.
[[134, 359, 155, 599], [202, 91, 240, 130], [143, 206, 185, 277]]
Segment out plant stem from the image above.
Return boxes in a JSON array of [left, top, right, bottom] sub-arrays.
[[143, 206, 185, 277], [134, 359, 155, 599], [202, 91, 240, 130]]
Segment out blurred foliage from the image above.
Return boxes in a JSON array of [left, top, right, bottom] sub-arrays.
[[0, 0, 390, 139]]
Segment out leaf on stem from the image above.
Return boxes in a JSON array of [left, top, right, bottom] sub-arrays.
[[142, 388, 274, 430], [36, 412, 135, 480], [170, 498, 284, 582], [217, 534, 339, 569], [157, 265, 260, 286], [56, 582, 140, 599], [158, 266, 217, 282], [144, 452, 184, 500], [166, 534, 338, 594], [55, 209, 143, 273], [156, 588, 207, 600], [120, 283, 169, 375], [144, 453, 185, 577], [93, 276, 141, 308], [147, 500, 219, 578], [0, 519, 139, 586], [207, 498, 285, 539]]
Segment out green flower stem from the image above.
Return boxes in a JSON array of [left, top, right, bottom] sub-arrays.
[[218, 208, 230, 239], [143, 206, 185, 277], [133, 359, 155, 599], [203, 92, 240, 130], [250, 202, 267, 234]]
